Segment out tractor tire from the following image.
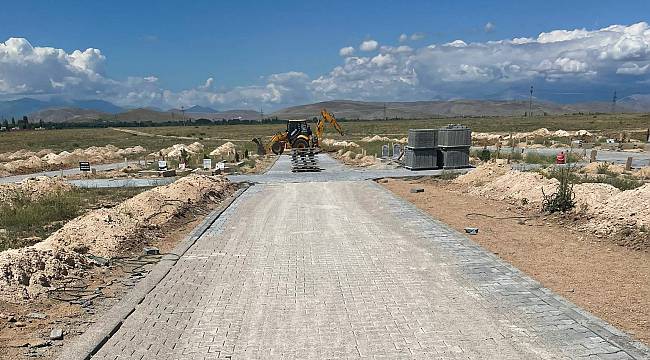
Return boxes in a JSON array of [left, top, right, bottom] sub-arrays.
[[271, 141, 284, 155], [292, 138, 309, 149]]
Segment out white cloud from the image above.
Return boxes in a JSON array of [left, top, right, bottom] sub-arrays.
[[360, 40, 379, 52], [398, 33, 408, 43], [616, 62, 650, 75], [339, 46, 354, 57], [485, 22, 495, 33], [312, 22, 650, 101], [410, 33, 425, 41], [3, 22, 650, 110]]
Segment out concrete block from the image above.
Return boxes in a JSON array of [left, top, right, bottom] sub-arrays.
[[408, 129, 438, 148], [404, 147, 437, 170]]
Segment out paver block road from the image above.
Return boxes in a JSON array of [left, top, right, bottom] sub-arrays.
[[91, 176, 648, 359]]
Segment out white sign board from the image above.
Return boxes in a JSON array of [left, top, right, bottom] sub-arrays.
[[202, 158, 212, 170], [158, 160, 168, 171], [216, 162, 225, 170]]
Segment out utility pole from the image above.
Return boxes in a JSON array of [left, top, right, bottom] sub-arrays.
[[611, 90, 617, 114], [260, 107, 264, 122], [383, 103, 387, 120], [529, 86, 534, 117], [181, 106, 185, 126]]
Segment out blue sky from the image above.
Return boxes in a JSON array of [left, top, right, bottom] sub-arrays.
[[1, 0, 650, 109]]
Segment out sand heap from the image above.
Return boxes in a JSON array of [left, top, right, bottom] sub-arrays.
[[0, 145, 147, 175], [0, 175, 236, 302], [468, 170, 559, 205], [359, 135, 407, 143], [0, 149, 53, 162], [0, 177, 73, 206], [151, 142, 204, 158], [209, 142, 237, 156], [456, 163, 649, 244], [452, 163, 509, 187], [320, 139, 360, 148], [334, 149, 380, 167]]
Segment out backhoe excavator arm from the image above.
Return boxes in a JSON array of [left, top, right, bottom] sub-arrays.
[[316, 108, 344, 140]]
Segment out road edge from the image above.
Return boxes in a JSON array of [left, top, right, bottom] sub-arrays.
[[57, 185, 250, 360], [371, 180, 650, 359]]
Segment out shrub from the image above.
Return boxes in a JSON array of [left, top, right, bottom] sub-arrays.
[[542, 166, 576, 213]]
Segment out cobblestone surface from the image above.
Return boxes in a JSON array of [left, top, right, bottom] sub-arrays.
[[92, 179, 648, 359]]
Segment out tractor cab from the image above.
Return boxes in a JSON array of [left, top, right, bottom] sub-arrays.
[[287, 120, 312, 144]]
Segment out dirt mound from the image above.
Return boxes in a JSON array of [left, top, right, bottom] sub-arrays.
[[573, 183, 620, 210], [0, 248, 88, 302], [636, 167, 650, 179], [580, 162, 626, 175], [151, 142, 204, 158], [0, 145, 147, 175], [333, 149, 380, 167], [360, 135, 407, 143], [0, 175, 236, 302], [0, 177, 73, 206], [40, 175, 234, 257], [453, 163, 509, 187], [321, 139, 360, 148], [588, 184, 650, 234], [469, 170, 559, 205], [209, 142, 236, 156]]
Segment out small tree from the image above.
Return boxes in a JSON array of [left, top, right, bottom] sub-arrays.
[[22, 116, 29, 129], [11, 117, 15, 127]]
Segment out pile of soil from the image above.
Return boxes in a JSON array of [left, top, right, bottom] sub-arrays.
[[0, 177, 73, 206], [467, 170, 559, 205], [0, 175, 236, 302], [456, 163, 650, 248], [333, 149, 380, 167], [321, 139, 360, 148], [359, 135, 407, 143], [0, 145, 147, 176], [589, 184, 650, 234], [209, 142, 236, 157], [150, 142, 204, 158]]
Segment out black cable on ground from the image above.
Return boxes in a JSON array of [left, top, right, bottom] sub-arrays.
[[465, 212, 543, 220], [46, 252, 180, 304]]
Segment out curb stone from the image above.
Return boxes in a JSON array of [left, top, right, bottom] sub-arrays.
[[57, 185, 250, 360]]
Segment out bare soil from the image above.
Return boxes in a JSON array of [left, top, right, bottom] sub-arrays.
[[0, 196, 224, 360], [382, 178, 650, 345]]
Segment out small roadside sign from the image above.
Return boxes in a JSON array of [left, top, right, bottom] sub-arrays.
[[158, 160, 168, 171], [79, 161, 91, 172], [203, 158, 212, 170]]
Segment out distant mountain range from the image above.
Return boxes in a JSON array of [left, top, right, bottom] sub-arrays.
[[0, 98, 123, 118], [271, 99, 650, 120], [0, 96, 649, 124], [168, 105, 220, 113]]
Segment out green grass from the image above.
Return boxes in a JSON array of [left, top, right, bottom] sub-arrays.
[[542, 166, 644, 191], [0, 113, 648, 157], [0, 187, 146, 251]]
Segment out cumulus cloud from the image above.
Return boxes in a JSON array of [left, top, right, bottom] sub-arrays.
[[359, 40, 379, 52], [339, 46, 354, 57], [313, 22, 650, 101], [2, 22, 650, 110], [398, 33, 408, 43], [485, 22, 495, 33], [410, 33, 425, 41]]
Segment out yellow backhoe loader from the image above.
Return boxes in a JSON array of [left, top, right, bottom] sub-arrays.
[[253, 108, 344, 155]]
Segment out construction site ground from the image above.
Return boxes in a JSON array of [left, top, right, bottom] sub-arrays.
[[0, 192, 232, 360], [53, 153, 648, 359], [383, 178, 649, 346]]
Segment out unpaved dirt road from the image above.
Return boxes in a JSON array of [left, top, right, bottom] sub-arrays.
[[66, 155, 648, 359]]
